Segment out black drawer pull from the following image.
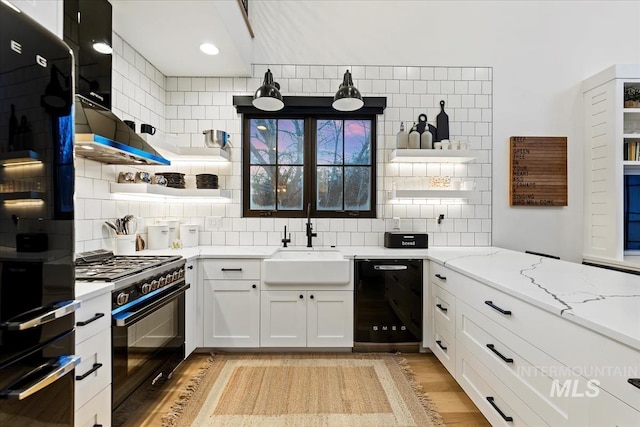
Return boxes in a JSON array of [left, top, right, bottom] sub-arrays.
[[252, 284, 257, 289], [299, 295, 304, 299], [435, 274, 447, 281], [76, 363, 103, 381], [76, 312, 105, 327], [487, 344, 514, 363], [485, 300, 512, 315], [187, 265, 194, 270], [629, 378, 640, 389], [436, 303, 448, 313], [435, 340, 447, 351], [221, 268, 242, 272], [486, 396, 513, 422]]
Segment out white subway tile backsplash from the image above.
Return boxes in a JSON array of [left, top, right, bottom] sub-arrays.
[[77, 45, 492, 251]]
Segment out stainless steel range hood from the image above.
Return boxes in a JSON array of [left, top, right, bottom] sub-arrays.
[[74, 96, 170, 165]]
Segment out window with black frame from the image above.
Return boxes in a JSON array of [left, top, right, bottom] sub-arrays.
[[243, 115, 376, 218]]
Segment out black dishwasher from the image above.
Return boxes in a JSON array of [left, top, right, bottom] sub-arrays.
[[354, 259, 423, 351]]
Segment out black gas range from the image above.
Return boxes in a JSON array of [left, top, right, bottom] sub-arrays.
[[75, 249, 185, 307], [75, 249, 188, 411]]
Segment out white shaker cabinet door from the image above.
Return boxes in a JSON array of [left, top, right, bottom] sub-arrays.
[[260, 290, 306, 347], [204, 279, 260, 347], [306, 290, 353, 347]]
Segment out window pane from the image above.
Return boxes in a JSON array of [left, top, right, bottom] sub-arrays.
[[317, 166, 343, 210], [316, 120, 344, 165], [277, 166, 304, 210], [344, 120, 371, 165], [345, 167, 370, 210], [249, 165, 276, 210], [249, 119, 277, 164], [277, 119, 304, 165]]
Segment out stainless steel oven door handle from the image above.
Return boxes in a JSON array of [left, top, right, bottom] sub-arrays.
[[113, 283, 190, 327], [0, 355, 80, 400], [1, 300, 81, 331], [373, 265, 408, 270]]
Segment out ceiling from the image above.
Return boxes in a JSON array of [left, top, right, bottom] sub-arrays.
[[110, 0, 253, 77]]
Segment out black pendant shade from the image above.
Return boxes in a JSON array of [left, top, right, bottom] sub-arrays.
[[252, 68, 284, 111], [332, 69, 364, 112]]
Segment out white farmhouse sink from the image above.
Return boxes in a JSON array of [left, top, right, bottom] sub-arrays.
[[263, 248, 350, 285]]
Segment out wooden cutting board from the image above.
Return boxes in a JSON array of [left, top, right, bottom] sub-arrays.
[[436, 100, 449, 142]]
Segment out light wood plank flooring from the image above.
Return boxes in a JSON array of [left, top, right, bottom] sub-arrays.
[[117, 352, 489, 426]]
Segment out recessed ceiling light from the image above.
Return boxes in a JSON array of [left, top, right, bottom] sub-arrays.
[[92, 42, 112, 54], [200, 43, 219, 55]]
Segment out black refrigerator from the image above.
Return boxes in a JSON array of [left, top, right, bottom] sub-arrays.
[[0, 2, 77, 426]]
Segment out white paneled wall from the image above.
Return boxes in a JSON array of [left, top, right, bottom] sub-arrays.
[[74, 39, 492, 251]]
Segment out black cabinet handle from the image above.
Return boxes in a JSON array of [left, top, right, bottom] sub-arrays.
[[486, 344, 514, 364], [75, 363, 103, 381], [76, 313, 105, 327], [187, 265, 193, 270], [486, 397, 513, 422], [485, 300, 512, 315], [628, 378, 640, 389], [435, 274, 447, 281], [310, 295, 314, 299], [299, 295, 304, 299], [221, 268, 242, 272], [252, 284, 257, 289], [435, 340, 447, 351], [436, 303, 448, 313]]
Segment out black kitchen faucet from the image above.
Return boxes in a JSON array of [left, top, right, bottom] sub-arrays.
[[306, 203, 317, 247]]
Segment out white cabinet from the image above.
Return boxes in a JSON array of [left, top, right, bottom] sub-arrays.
[[203, 259, 261, 347], [583, 64, 640, 264], [260, 290, 353, 348], [74, 286, 111, 427], [184, 258, 201, 357], [429, 259, 640, 426], [589, 386, 640, 427]]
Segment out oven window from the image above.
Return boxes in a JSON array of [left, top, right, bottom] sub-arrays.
[[126, 302, 178, 373]]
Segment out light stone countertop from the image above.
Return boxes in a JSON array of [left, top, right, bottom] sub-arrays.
[[75, 281, 114, 300]]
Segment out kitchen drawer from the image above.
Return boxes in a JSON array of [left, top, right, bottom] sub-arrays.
[[432, 284, 455, 335], [432, 325, 455, 376], [430, 262, 455, 289], [202, 259, 261, 280], [589, 385, 640, 427], [75, 291, 110, 344], [456, 345, 549, 427], [74, 328, 111, 410], [456, 300, 588, 426], [74, 384, 111, 427], [456, 272, 640, 410]]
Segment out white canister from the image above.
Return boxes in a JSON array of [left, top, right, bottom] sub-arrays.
[[114, 235, 136, 255], [158, 220, 179, 243], [147, 224, 170, 249], [180, 224, 199, 247]]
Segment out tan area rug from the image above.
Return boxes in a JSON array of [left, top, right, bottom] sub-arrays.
[[162, 353, 445, 427]]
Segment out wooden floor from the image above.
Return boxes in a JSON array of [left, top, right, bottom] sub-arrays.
[[117, 351, 490, 427]]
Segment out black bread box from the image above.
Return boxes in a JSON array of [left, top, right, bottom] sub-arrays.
[[384, 232, 428, 248]]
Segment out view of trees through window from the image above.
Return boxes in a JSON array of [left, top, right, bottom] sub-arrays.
[[244, 116, 375, 217]]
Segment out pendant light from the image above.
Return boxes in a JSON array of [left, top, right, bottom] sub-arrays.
[[332, 69, 364, 112], [252, 69, 284, 111]]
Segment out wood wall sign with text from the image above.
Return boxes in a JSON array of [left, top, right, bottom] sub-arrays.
[[510, 136, 567, 206]]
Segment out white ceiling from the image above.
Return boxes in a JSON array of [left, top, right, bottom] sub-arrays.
[[110, 0, 253, 77]]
